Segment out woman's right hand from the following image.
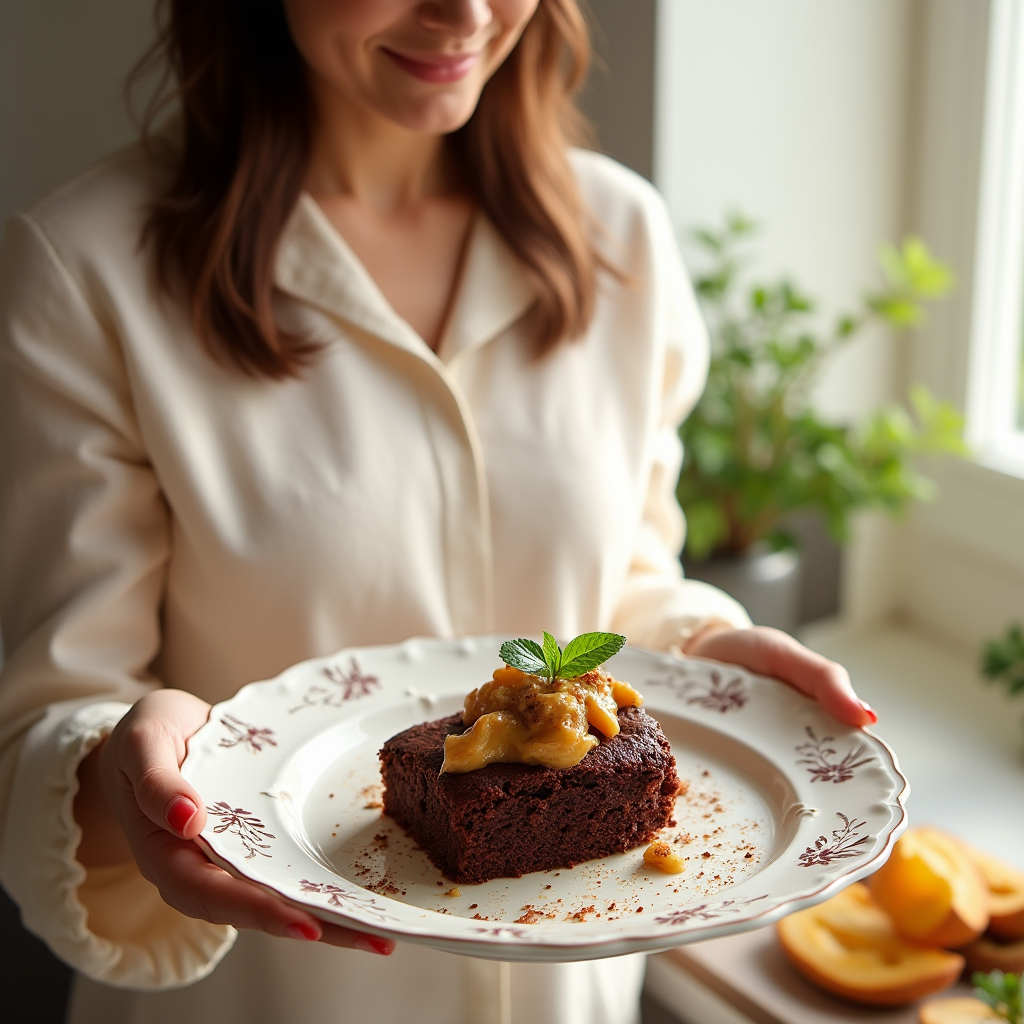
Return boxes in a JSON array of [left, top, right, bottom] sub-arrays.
[[74, 688, 393, 955]]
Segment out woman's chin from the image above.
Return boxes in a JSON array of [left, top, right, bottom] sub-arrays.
[[378, 91, 484, 137]]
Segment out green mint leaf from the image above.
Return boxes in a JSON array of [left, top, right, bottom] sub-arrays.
[[542, 632, 562, 680], [557, 632, 627, 679], [973, 970, 1023, 1024], [499, 638, 547, 677]]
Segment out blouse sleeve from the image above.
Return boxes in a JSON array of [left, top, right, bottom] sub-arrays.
[[609, 196, 752, 651], [0, 213, 234, 989]]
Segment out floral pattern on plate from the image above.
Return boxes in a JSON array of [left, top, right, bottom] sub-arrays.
[[183, 636, 908, 962], [206, 802, 276, 860], [798, 813, 870, 867], [218, 715, 277, 754], [646, 667, 749, 712], [795, 727, 873, 784], [289, 658, 380, 713]]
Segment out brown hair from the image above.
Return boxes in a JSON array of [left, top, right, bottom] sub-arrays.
[[134, 0, 603, 379]]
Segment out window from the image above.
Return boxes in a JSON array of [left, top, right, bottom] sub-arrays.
[[872, 0, 1024, 651], [1018, 346, 1024, 429], [967, 0, 1024, 474]]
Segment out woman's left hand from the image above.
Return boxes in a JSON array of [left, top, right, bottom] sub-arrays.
[[683, 624, 876, 728]]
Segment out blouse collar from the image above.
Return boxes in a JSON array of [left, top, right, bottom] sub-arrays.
[[275, 193, 536, 365]]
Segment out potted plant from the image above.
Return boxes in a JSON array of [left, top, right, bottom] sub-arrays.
[[982, 624, 1024, 741], [677, 214, 967, 630]]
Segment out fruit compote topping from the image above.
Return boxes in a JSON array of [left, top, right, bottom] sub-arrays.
[[440, 666, 643, 773]]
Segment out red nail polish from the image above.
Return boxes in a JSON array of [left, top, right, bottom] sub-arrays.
[[859, 701, 878, 725], [285, 923, 320, 942], [166, 796, 198, 834], [355, 934, 393, 956]]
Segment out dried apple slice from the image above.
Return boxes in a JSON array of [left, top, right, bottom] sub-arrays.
[[777, 883, 964, 1006], [963, 843, 1024, 941], [869, 827, 990, 948], [960, 933, 1024, 975], [918, 997, 1003, 1024]]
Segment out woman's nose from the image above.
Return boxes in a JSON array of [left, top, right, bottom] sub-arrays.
[[418, 0, 494, 39]]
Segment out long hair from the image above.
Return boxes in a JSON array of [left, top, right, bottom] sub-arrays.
[[133, 0, 603, 379]]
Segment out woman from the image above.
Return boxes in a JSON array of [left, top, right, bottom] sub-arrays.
[[0, 1, 873, 1022]]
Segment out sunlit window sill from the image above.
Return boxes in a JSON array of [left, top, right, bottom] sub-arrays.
[[642, 619, 1024, 1024], [970, 444, 1024, 485], [798, 619, 1024, 857]]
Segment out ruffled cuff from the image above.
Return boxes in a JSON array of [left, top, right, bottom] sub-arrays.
[[611, 574, 752, 653], [0, 700, 235, 990]]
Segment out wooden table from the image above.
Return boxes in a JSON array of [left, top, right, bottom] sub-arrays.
[[646, 925, 975, 1024]]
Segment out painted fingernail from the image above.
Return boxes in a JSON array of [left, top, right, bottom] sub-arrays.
[[354, 934, 393, 956], [859, 700, 878, 725], [166, 796, 198, 834], [285, 923, 320, 942]]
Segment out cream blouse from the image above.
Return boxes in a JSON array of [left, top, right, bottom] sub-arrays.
[[0, 143, 749, 1023]]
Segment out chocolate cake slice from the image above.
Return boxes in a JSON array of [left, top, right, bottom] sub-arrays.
[[379, 706, 679, 884]]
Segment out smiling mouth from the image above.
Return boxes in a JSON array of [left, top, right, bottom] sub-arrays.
[[382, 48, 481, 84]]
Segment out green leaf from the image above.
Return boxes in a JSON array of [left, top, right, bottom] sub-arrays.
[[542, 631, 562, 679], [557, 632, 627, 679], [681, 499, 728, 560], [972, 969, 1022, 1024], [982, 624, 1024, 700], [867, 294, 924, 328], [867, 238, 954, 332], [836, 314, 860, 338], [695, 266, 735, 301], [725, 210, 759, 238], [878, 238, 954, 297], [766, 529, 797, 552], [781, 281, 814, 313], [901, 236, 955, 296], [499, 638, 547, 677], [908, 384, 970, 456]]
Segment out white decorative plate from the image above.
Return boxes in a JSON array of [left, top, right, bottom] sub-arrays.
[[181, 636, 908, 962]]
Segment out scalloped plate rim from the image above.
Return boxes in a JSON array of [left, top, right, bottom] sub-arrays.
[[181, 634, 910, 961]]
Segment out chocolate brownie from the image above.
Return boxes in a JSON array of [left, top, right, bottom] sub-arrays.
[[379, 706, 680, 884]]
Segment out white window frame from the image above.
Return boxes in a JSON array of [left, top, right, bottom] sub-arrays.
[[967, 0, 1024, 475], [900, 0, 1024, 653]]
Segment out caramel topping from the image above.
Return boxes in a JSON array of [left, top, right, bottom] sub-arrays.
[[440, 667, 643, 773], [644, 840, 686, 874]]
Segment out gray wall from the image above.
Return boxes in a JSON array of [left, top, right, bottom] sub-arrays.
[[0, 0, 154, 226], [580, 0, 657, 179]]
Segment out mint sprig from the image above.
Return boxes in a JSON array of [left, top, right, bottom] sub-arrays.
[[498, 637, 547, 676], [973, 971, 1023, 1024], [499, 631, 626, 682]]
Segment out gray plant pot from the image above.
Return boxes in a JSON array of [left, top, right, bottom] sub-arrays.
[[683, 544, 802, 634]]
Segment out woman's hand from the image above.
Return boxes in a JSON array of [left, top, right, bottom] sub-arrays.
[[74, 689, 394, 955], [683, 624, 876, 728]]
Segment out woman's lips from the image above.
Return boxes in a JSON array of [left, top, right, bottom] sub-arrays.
[[383, 48, 480, 84]]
